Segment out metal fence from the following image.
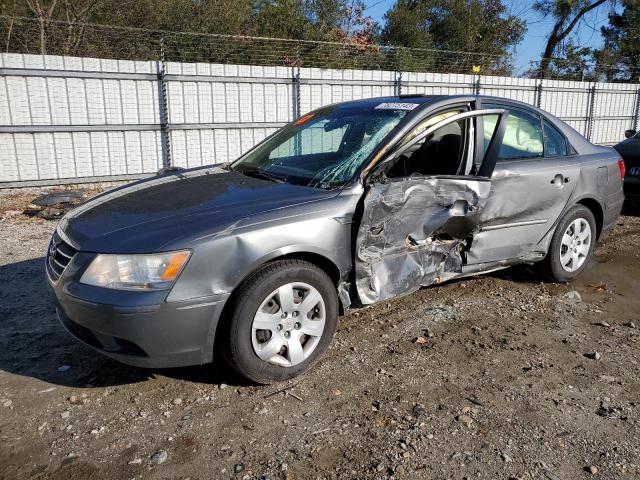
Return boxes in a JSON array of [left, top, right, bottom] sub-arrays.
[[1, 51, 639, 187]]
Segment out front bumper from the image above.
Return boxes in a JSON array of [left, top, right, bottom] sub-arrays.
[[47, 241, 229, 368]]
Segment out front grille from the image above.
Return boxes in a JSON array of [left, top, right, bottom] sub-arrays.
[[46, 231, 77, 282]]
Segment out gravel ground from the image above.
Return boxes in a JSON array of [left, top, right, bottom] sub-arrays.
[[1, 190, 639, 480]]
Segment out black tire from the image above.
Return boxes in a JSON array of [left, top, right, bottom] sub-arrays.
[[540, 205, 597, 282], [222, 259, 339, 384]]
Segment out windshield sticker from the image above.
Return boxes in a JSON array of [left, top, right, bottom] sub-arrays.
[[375, 102, 419, 111]]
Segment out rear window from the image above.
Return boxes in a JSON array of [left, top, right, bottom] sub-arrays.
[[543, 120, 568, 157]]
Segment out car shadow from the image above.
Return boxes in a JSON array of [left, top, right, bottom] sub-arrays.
[[622, 197, 640, 217], [486, 264, 542, 284], [0, 257, 249, 389]]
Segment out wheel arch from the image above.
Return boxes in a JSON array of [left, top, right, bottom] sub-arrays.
[[219, 248, 345, 323], [213, 248, 346, 358], [235, 247, 343, 290], [575, 197, 604, 239]]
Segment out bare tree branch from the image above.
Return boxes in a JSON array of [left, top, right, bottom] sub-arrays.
[[538, 0, 608, 78]]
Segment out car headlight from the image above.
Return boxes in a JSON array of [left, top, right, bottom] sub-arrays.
[[79, 250, 190, 290]]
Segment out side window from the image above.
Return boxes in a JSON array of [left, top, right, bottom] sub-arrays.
[[387, 116, 467, 178], [543, 120, 568, 157], [483, 105, 544, 160]]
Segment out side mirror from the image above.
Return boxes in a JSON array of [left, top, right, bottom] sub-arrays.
[[624, 129, 636, 139]]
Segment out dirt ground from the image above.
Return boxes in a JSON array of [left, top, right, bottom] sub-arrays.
[[1, 190, 639, 480]]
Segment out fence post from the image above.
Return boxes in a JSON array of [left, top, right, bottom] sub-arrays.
[[291, 66, 301, 120], [535, 81, 543, 108], [586, 83, 597, 142], [632, 88, 640, 131], [395, 71, 403, 96], [474, 74, 481, 95], [292, 66, 301, 156], [157, 33, 172, 169]]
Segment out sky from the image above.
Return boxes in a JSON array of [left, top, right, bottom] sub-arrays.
[[362, 0, 614, 75]]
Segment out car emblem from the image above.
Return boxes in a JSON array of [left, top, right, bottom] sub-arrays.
[[49, 242, 57, 257]]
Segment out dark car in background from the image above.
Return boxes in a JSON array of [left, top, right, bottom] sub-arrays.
[[614, 129, 640, 196], [47, 95, 625, 384]]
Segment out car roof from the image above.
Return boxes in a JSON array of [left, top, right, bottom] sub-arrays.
[[333, 95, 444, 110], [334, 94, 601, 154], [334, 94, 534, 112]]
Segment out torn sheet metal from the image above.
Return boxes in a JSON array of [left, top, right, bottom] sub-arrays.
[[355, 177, 491, 304]]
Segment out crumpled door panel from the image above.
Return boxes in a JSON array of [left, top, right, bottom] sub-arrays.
[[355, 176, 491, 304]]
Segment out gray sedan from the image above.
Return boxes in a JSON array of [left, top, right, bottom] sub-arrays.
[[47, 95, 625, 383]]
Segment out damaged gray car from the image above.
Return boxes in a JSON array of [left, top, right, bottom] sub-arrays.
[[48, 95, 625, 383]]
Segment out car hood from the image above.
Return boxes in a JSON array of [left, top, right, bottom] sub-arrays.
[[60, 166, 340, 253]]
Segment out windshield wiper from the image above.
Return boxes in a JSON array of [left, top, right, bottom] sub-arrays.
[[235, 166, 287, 184]]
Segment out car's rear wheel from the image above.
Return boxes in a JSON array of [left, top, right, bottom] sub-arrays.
[[541, 205, 597, 282], [222, 259, 339, 384]]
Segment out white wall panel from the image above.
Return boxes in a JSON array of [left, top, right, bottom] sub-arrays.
[[0, 134, 20, 181]]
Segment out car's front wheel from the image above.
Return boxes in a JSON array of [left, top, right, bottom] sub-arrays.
[[222, 259, 339, 384], [542, 205, 597, 282]]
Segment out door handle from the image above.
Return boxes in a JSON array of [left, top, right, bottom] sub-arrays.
[[550, 174, 569, 186]]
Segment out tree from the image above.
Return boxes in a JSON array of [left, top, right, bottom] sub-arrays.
[[252, 0, 376, 43], [381, 0, 525, 73], [248, 0, 378, 67], [60, 0, 102, 54], [305, 0, 351, 40], [382, 0, 525, 53], [0, 0, 102, 54], [87, 0, 196, 31], [534, 0, 609, 78], [23, 0, 59, 53], [596, 0, 640, 81], [331, 0, 377, 46], [253, 0, 310, 39], [380, 0, 432, 50], [191, 0, 254, 36], [537, 43, 595, 80], [1, 0, 28, 52]]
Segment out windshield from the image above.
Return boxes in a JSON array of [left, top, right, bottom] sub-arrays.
[[230, 105, 409, 189]]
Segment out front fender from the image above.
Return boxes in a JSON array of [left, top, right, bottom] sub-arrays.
[[166, 193, 360, 303]]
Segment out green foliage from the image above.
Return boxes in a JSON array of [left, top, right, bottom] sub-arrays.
[[0, 0, 634, 80], [532, 0, 608, 78], [597, 0, 640, 81], [382, 1, 526, 54], [381, 0, 433, 50], [380, 0, 525, 74], [0, 0, 388, 68], [535, 44, 596, 80]]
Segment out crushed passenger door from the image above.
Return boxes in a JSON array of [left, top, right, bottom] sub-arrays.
[[355, 109, 509, 304]]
